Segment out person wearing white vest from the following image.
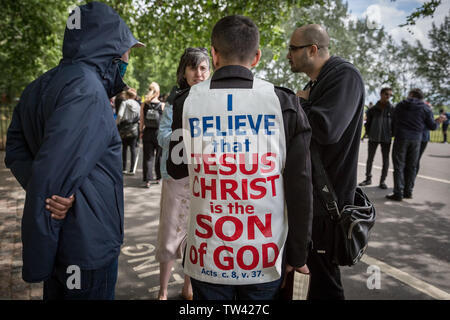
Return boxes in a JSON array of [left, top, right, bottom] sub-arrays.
[[167, 15, 313, 300]]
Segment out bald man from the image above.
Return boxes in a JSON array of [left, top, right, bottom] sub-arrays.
[[287, 25, 365, 300]]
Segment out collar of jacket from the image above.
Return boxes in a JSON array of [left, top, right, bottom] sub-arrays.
[[374, 101, 393, 110], [211, 65, 254, 82]]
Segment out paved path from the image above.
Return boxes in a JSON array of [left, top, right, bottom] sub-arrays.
[[0, 151, 42, 299], [1, 141, 449, 300]]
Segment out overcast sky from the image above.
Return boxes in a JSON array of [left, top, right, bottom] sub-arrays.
[[346, 0, 449, 48]]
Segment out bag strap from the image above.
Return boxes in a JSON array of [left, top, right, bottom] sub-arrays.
[[310, 143, 341, 220]]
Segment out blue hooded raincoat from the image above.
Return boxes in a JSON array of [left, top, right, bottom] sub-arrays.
[[5, 2, 142, 282]]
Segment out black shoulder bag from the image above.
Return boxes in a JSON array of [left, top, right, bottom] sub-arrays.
[[311, 145, 376, 266]]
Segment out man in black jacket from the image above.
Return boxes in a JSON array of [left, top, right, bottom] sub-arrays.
[[359, 88, 394, 189], [386, 88, 442, 201], [287, 24, 365, 300], [167, 15, 313, 300]]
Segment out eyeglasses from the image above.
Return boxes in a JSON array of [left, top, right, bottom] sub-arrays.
[[288, 44, 320, 52]]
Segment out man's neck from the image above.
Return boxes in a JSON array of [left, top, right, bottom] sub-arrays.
[[307, 56, 330, 81], [215, 62, 252, 71]]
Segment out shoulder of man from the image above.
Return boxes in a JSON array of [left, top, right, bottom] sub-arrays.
[[274, 85, 311, 135], [274, 85, 299, 113]]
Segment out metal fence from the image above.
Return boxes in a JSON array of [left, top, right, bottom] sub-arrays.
[[0, 104, 14, 150], [429, 124, 449, 143]]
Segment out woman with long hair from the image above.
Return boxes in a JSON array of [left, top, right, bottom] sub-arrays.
[[140, 82, 164, 188], [156, 48, 210, 300]]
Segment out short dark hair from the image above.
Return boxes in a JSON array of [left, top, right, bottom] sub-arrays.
[[176, 47, 210, 89], [380, 87, 392, 95], [408, 88, 424, 100], [211, 15, 260, 64]]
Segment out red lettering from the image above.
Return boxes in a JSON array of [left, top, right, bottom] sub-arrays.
[[261, 153, 276, 174], [201, 178, 217, 200], [195, 215, 213, 239], [191, 153, 202, 173], [248, 214, 272, 240], [266, 175, 280, 196], [237, 246, 259, 270], [239, 153, 258, 175], [219, 154, 237, 175], [203, 154, 217, 174], [262, 243, 279, 268], [215, 216, 243, 241], [189, 245, 197, 264], [250, 178, 267, 199], [220, 179, 240, 200], [214, 245, 234, 270], [193, 176, 200, 197]]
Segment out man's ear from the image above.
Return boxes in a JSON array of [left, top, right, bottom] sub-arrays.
[[250, 49, 261, 68], [308, 45, 319, 58], [211, 46, 220, 69]]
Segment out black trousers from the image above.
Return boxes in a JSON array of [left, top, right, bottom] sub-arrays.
[[122, 136, 138, 172], [443, 124, 448, 143], [307, 216, 345, 300], [365, 141, 391, 183], [142, 128, 161, 182], [392, 139, 421, 196]]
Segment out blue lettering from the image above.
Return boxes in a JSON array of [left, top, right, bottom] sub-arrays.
[[189, 118, 201, 137], [264, 115, 276, 135], [203, 116, 214, 136], [235, 115, 247, 135], [248, 114, 262, 134]]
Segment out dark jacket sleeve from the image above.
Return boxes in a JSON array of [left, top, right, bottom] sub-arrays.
[[167, 90, 189, 179], [281, 94, 313, 267], [308, 69, 363, 145], [5, 104, 34, 189], [424, 107, 438, 131], [17, 85, 112, 282], [365, 107, 373, 134]]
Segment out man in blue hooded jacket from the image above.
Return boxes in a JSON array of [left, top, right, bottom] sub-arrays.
[[5, 2, 144, 299], [386, 88, 443, 201]]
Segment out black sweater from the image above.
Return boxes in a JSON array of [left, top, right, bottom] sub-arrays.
[[300, 56, 365, 214]]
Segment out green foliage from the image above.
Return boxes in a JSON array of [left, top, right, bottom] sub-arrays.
[[400, 0, 442, 27], [0, 0, 68, 100], [410, 16, 450, 107], [1, 0, 447, 109]]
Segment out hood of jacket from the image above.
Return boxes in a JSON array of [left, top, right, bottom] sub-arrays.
[[62, 2, 142, 97], [401, 97, 427, 110]]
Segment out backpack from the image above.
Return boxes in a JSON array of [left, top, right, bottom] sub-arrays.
[[144, 102, 161, 129], [118, 114, 139, 139]]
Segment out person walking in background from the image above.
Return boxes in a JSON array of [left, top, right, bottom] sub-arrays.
[[387, 88, 443, 201], [140, 82, 164, 188], [359, 88, 394, 189], [117, 88, 141, 174], [416, 101, 433, 177], [4, 2, 144, 299], [156, 47, 210, 300], [439, 109, 449, 143], [287, 24, 365, 300]]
